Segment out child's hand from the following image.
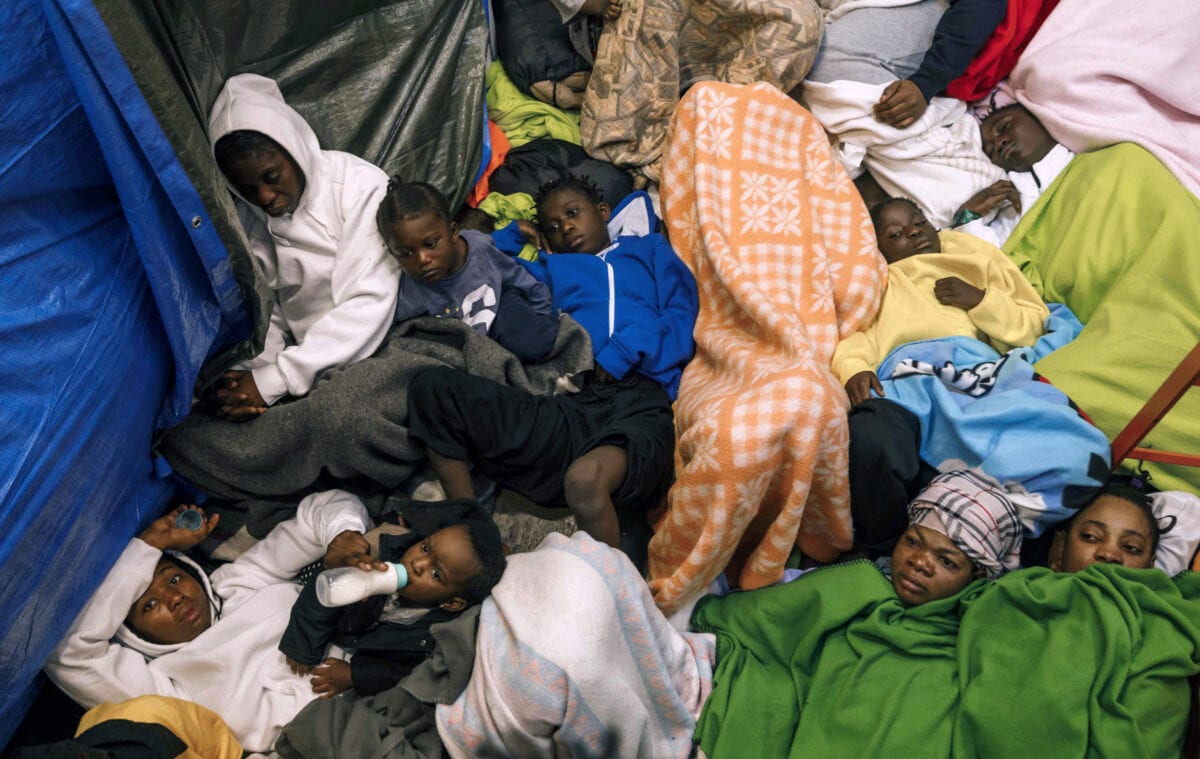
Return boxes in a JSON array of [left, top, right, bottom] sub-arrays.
[[872, 80, 927, 129], [604, 0, 622, 20], [139, 505, 220, 552], [311, 658, 353, 699], [957, 181, 1022, 219], [845, 371, 884, 406], [934, 277, 985, 310], [516, 220, 549, 252], [286, 655, 314, 676], [213, 370, 268, 422], [324, 530, 386, 571]]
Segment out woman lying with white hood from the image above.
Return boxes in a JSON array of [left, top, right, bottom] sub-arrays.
[[44, 491, 370, 752]]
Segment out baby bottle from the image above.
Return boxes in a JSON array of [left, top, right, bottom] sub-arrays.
[[315, 562, 409, 607]]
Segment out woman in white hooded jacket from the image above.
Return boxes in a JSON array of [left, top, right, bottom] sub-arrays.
[[207, 73, 400, 419], [44, 490, 370, 753]]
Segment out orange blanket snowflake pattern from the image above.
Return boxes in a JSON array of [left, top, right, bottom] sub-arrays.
[[651, 81, 886, 613]]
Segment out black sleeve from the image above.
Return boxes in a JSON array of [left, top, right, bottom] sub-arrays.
[[350, 653, 416, 696], [278, 579, 342, 666], [909, 0, 1008, 102]]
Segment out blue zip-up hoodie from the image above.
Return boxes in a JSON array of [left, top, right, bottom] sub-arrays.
[[514, 233, 698, 400]]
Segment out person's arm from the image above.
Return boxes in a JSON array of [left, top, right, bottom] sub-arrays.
[[45, 540, 190, 707], [240, 294, 293, 371], [251, 176, 400, 404], [491, 221, 526, 256], [593, 236, 699, 383], [211, 490, 371, 609], [44, 508, 219, 707], [964, 245, 1049, 350], [495, 249, 553, 316], [908, 0, 1008, 103], [831, 328, 882, 388]]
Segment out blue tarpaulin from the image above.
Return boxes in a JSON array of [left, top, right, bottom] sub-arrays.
[[0, 0, 487, 744], [0, 0, 247, 741]]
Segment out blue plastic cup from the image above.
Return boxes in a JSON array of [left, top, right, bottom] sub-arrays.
[[175, 509, 204, 531]]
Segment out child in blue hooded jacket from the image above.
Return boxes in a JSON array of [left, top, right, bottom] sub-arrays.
[[407, 177, 699, 550]]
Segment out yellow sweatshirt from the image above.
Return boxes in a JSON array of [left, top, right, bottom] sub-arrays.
[[832, 230, 1049, 385]]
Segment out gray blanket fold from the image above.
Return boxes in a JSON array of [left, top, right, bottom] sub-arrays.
[[159, 315, 593, 501], [275, 606, 481, 759]]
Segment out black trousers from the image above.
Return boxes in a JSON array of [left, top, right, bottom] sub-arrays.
[[407, 365, 675, 513], [847, 398, 937, 554]]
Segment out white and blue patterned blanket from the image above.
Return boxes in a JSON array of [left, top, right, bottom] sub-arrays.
[[876, 305, 1111, 537]]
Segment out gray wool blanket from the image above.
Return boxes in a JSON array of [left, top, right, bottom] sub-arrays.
[[158, 314, 593, 502], [275, 606, 481, 759]]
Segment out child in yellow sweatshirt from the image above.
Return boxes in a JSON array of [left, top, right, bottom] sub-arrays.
[[834, 197, 1048, 405]]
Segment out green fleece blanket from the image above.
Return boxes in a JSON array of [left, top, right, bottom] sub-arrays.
[[1004, 143, 1200, 493], [692, 562, 988, 757], [956, 566, 1200, 757], [693, 563, 1200, 757]]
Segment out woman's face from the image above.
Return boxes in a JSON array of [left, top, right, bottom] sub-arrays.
[[126, 558, 213, 644], [890, 524, 978, 605], [1050, 495, 1156, 572]]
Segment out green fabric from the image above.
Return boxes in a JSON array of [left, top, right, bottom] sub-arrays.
[[956, 567, 1200, 758], [477, 191, 539, 261], [692, 562, 1200, 757], [485, 61, 581, 149], [1005, 143, 1200, 493], [691, 562, 986, 757]]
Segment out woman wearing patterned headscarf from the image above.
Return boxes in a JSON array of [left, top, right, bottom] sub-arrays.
[[888, 469, 1023, 604]]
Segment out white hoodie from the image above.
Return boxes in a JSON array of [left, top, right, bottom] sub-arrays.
[[956, 143, 1076, 248], [44, 490, 370, 753], [210, 74, 400, 404]]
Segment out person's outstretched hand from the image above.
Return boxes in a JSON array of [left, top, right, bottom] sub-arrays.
[[845, 371, 884, 406], [934, 277, 986, 310], [873, 80, 927, 128], [139, 505, 220, 552]]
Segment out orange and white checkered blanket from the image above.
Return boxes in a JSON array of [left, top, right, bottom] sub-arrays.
[[650, 81, 887, 613]]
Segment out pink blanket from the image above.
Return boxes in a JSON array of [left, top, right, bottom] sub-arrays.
[[1009, 0, 1200, 198]]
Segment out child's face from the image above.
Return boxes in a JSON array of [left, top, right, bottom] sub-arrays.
[[224, 149, 304, 217], [538, 189, 612, 254], [874, 202, 940, 264], [395, 524, 478, 610], [385, 212, 468, 283], [1049, 495, 1156, 572], [126, 558, 213, 645], [890, 524, 978, 605], [980, 106, 1056, 173]]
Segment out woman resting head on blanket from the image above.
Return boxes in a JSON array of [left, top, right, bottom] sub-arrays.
[[1049, 481, 1161, 572], [890, 470, 1022, 604]]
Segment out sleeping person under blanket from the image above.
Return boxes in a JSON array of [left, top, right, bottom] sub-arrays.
[[835, 197, 1049, 406], [950, 102, 1075, 247]]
